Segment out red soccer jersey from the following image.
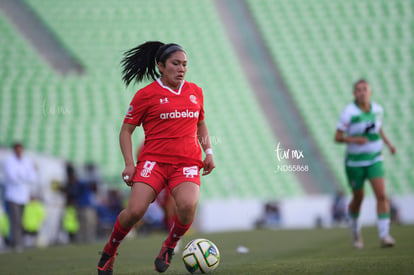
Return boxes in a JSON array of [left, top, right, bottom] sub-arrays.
[[124, 79, 205, 167]]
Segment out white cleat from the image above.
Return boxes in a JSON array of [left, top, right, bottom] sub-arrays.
[[352, 231, 364, 249], [353, 240, 364, 249], [380, 235, 396, 248]]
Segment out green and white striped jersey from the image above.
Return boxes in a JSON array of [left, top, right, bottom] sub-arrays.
[[337, 101, 383, 167]]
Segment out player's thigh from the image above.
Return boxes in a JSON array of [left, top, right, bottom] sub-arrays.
[[171, 181, 200, 211], [126, 182, 157, 215], [345, 165, 366, 191], [368, 162, 386, 199], [367, 161, 385, 180], [169, 165, 201, 209]]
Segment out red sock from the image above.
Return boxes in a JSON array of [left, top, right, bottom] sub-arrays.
[[163, 216, 192, 248], [103, 217, 132, 255], [164, 216, 175, 231]]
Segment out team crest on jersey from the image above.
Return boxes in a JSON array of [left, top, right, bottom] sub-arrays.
[[189, 95, 198, 104], [160, 97, 169, 104], [183, 166, 198, 178], [141, 161, 156, 177], [125, 105, 133, 118]]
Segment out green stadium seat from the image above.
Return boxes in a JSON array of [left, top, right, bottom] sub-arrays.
[[246, 0, 414, 195], [1, 0, 305, 200]]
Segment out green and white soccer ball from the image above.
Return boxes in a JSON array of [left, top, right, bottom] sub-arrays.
[[182, 238, 220, 273]]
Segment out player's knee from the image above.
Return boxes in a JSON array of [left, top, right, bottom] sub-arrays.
[[376, 194, 388, 204], [352, 194, 364, 204], [177, 199, 197, 218], [125, 207, 146, 223]]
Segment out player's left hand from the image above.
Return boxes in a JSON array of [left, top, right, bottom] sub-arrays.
[[202, 154, 215, 176], [389, 144, 396, 155]]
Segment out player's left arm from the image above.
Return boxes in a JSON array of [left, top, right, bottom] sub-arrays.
[[197, 119, 215, 175], [379, 128, 396, 155]]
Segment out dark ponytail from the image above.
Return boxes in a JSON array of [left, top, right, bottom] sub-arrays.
[[121, 41, 184, 87]]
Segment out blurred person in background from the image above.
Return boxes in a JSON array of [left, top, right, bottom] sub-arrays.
[[82, 162, 101, 204], [331, 189, 347, 226], [62, 162, 98, 244], [22, 196, 46, 248], [0, 204, 10, 251], [62, 196, 80, 243], [60, 163, 79, 243], [334, 79, 396, 249], [77, 163, 99, 243], [2, 142, 38, 252], [96, 189, 123, 238], [255, 201, 281, 229], [389, 198, 400, 225], [97, 41, 215, 274]]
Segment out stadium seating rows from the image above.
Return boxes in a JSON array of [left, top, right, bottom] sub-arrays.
[[246, 0, 414, 195], [3, 0, 412, 198], [0, 0, 304, 200]]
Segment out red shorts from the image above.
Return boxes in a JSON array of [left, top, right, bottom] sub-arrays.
[[132, 161, 201, 194]]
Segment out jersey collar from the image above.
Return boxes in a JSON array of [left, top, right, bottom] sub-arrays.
[[156, 78, 185, 95], [353, 100, 371, 113]]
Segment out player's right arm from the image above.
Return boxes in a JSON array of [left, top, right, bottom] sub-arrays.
[[120, 122, 137, 185], [334, 129, 368, 144], [121, 88, 148, 185]]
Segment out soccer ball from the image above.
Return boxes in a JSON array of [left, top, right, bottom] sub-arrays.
[[182, 238, 220, 273]]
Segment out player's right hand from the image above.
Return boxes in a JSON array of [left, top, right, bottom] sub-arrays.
[[352, 136, 369, 144], [122, 164, 136, 186]]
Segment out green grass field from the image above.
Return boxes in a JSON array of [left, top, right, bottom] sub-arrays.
[[0, 225, 413, 274]]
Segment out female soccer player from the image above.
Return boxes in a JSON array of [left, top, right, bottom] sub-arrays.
[[334, 79, 396, 249], [97, 41, 215, 274]]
